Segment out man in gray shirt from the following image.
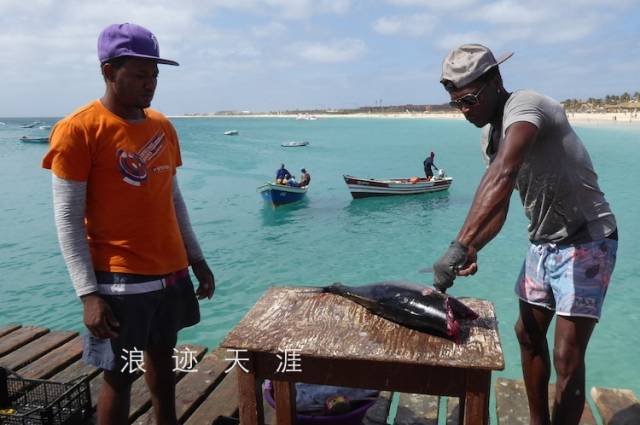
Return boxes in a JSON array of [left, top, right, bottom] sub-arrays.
[[431, 44, 617, 425]]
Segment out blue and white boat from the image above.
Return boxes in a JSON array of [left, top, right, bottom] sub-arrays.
[[258, 182, 308, 206]]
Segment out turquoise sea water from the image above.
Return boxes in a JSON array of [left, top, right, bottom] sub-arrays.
[[1, 116, 638, 420]]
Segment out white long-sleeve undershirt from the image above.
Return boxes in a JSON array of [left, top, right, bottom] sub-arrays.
[[52, 175, 204, 297]]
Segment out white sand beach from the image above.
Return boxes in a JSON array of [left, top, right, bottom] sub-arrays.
[[175, 111, 640, 125]]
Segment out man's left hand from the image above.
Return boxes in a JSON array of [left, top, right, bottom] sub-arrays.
[[191, 259, 215, 300]]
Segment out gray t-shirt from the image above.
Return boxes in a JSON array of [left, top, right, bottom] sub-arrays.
[[480, 90, 616, 243]]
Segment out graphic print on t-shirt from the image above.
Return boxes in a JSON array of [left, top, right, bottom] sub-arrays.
[[116, 130, 166, 186]]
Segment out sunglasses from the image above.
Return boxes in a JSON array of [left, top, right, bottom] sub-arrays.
[[449, 82, 488, 109]]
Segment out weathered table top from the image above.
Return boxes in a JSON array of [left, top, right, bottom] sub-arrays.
[[221, 287, 504, 371]]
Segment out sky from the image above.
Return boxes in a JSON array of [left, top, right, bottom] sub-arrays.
[[1, 0, 639, 117]]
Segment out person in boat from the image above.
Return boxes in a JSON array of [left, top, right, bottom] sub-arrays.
[[431, 44, 617, 425], [42, 23, 215, 425], [299, 168, 311, 187], [423, 151, 439, 180], [276, 163, 292, 184]]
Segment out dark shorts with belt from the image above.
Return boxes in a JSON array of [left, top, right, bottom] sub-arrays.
[[82, 268, 200, 372]]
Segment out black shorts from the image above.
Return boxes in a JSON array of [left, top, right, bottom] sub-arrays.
[[82, 269, 200, 372]]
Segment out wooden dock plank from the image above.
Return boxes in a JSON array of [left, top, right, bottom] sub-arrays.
[[183, 370, 239, 425], [132, 350, 232, 424], [50, 358, 100, 383], [394, 393, 439, 425], [19, 335, 83, 379], [363, 391, 392, 425], [0, 330, 76, 370], [496, 378, 596, 425], [0, 324, 21, 338], [591, 387, 640, 425], [0, 325, 49, 357]]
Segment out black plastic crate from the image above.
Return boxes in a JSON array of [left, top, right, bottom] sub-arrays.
[[0, 368, 92, 425]]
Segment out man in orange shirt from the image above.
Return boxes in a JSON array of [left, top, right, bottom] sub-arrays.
[[42, 23, 214, 425]]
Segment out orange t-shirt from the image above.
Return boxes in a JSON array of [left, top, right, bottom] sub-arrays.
[[42, 100, 188, 275]]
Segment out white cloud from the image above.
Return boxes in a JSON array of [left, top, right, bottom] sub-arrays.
[[471, 1, 548, 25], [383, 0, 478, 10], [293, 39, 366, 63], [434, 32, 494, 50], [373, 13, 437, 37], [252, 22, 288, 38], [210, 0, 351, 19]]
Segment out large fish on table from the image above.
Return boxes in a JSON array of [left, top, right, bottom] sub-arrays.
[[323, 281, 478, 342]]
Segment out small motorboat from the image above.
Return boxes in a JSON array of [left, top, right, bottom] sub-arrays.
[[343, 173, 452, 199], [19, 136, 49, 144], [281, 141, 309, 147], [39, 125, 52, 130], [20, 121, 41, 128], [258, 182, 308, 206], [224, 130, 239, 136]]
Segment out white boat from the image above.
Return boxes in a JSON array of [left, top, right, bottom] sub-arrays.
[[343, 174, 452, 199], [39, 125, 52, 130], [224, 130, 239, 136], [281, 141, 309, 147], [19, 136, 49, 144], [295, 114, 318, 121]]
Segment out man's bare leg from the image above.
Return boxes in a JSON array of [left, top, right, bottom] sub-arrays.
[[144, 345, 178, 425], [551, 315, 596, 425], [515, 300, 555, 425], [98, 370, 135, 425]]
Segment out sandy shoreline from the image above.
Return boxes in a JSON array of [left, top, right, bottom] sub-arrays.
[[170, 111, 640, 126]]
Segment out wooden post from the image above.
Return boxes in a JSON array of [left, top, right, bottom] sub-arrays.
[[273, 380, 296, 425], [236, 354, 265, 425], [462, 370, 491, 425]]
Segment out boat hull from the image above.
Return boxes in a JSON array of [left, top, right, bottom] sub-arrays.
[[344, 175, 452, 199], [281, 141, 309, 147], [19, 137, 49, 144], [258, 183, 308, 206]]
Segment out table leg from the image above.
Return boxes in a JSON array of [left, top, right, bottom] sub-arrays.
[[461, 371, 491, 425], [237, 362, 265, 425], [273, 380, 296, 425]]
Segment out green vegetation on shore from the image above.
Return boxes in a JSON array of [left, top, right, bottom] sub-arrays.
[[562, 91, 640, 112]]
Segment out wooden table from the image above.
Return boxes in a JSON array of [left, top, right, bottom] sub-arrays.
[[221, 287, 504, 425]]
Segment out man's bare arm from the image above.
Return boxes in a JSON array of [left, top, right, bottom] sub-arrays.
[[457, 121, 538, 250]]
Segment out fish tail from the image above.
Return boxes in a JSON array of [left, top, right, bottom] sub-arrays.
[[322, 282, 346, 294]]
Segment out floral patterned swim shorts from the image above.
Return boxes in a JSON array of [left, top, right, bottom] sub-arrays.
[[515, 237, 617, 320]]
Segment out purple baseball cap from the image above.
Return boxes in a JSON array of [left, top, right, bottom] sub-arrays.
[[98, 23, 179, 66]]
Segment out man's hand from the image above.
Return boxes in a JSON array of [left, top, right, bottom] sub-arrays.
[[457, 245, 478, 277], [192, 259, 215, 300], [81, 293, 120, 339], [432, 241, 469, 292]]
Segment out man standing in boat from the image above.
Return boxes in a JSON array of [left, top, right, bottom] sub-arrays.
[[42, 23, 215, 425], [431, 44, 617, 425], [423, 151, 439, 180], [276, 163, 292, 184]]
